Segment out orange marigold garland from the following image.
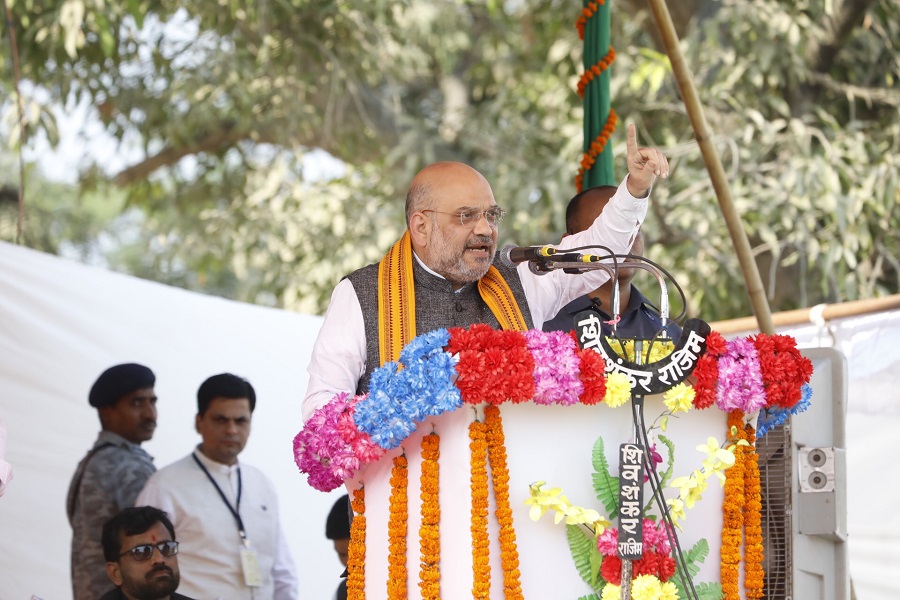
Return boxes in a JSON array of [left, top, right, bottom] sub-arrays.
[[743, 422, 765, 599], [577, 46, 617, 97], [347, 487, 366, 600], [720, 410, 746, 600], [469, 419, 491, 599], [387, 454, 408, 600], [575, 0, 605, 39], [419, 433, 441, 600], [575, 109, 618, 193], [485, 405, 524, 600]]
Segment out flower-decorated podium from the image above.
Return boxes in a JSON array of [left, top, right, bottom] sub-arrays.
[[295, 324, 812, 600]]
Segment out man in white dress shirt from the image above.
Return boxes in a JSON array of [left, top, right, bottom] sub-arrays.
[[299, 125, 669, 600], [138, 373, 298, 600]]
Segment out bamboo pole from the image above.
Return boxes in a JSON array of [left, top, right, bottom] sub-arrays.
[[710, 294, 900, 334], [644, 0, 775, 334]]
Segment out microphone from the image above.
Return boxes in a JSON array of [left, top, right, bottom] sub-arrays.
[[499, 244, 557, 267]]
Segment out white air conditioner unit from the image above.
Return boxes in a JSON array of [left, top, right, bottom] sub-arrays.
[[758, 347, 850, 600]]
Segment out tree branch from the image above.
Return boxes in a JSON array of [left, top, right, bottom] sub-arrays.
[[113, 123, 245, 186], [808, 0, 879, 73]]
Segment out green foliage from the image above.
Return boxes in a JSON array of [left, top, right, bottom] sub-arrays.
[[567, 524, 604, 593], [672, 538, 718, 600], [591, 434, 619, 519], [646, 434, 675, 514], [1, 0, 897, 319]]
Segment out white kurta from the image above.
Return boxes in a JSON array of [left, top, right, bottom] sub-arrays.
[[136, 450, 298, 600], [302, 176, 649, 422]]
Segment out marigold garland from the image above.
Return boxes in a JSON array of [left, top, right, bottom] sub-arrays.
[[485, 405, 524, 600], [419, 433, 441, 600], [743, 423, 765, 599], [469, 419, 491, 599], [575, 0, 606, 39], [575, 109, 618, 192], [720, 411, 746, 600], [347, 487, 366, 600], [387, 454, 408, 600], [577, 46, 617, 98]]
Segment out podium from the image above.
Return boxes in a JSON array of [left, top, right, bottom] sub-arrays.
[[295, 324, 813, 600]]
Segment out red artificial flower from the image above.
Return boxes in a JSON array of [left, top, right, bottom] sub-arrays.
[[691, 354, 718, 410], [576, 345, 607, 405], [600, 555, 622, 586]]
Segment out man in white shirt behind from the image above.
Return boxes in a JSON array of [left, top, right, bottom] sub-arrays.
[[138, 373, 297, 600]]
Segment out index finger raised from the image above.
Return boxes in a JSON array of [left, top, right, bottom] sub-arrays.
[[626, 123, 639, 157]]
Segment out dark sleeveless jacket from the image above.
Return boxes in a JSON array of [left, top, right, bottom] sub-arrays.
[[346, 256, 534, 394]]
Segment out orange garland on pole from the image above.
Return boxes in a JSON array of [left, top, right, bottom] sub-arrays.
[[575, 108, 618, 192], [419, 433, 441, 600], [743, 423, 765, 598], [720, 410, 746, 600], [575, 0, 606, 39], [577, 46, 617, 98], [387, 454, 408, 600], [485, 405, 524, 600], [469, 418, 491, 599], [347, 487, 366, 600]]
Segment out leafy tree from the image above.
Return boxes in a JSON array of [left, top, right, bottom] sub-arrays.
[[1, 0, 896, 320]]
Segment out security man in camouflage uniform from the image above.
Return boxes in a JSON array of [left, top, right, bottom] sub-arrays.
[[67, 363, 159, 600]]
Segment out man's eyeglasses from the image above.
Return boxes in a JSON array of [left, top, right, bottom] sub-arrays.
[[422, 207, 505, 227], [118, 541, 179, 561]]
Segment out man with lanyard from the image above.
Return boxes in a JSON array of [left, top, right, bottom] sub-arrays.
[[137, 373, 297, 599], [300, 125, 668, 598]]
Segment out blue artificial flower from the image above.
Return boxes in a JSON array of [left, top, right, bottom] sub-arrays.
[[756, 383, 813, 438]]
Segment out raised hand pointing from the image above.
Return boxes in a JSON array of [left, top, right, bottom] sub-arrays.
[[625, 123, 669, 198]]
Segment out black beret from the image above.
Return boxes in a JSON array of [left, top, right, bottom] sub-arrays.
[[89, 363, 156, 408], [326, 494, 351, 540]]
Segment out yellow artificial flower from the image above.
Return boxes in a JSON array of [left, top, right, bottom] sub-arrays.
[[698, 437, 736, 483], [631, 574, 663, 600], [560, 504, 607, 528], [666, 497, 686, 529], [671, 471, 709, 508], [659, 581, 680, 600], [604, 371, 631, 407], [524, 481, 567, 521], [601, 584, 622, 600], [663, 382, 695, 414]]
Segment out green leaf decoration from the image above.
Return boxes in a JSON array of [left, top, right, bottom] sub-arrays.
[[693, 582, 724, 600], [645, 434, 677, 514], [591, 436, 619, 518], [657, 434, 676, 489], [672, 538, 711, 599], [566, 524, 603, 591], [576, 594, 601, 600]]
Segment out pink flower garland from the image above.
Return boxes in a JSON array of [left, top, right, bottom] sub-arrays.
[[293, 392, 384, 491], [716, 338, 767, 413], [524, 329, 583, 405]]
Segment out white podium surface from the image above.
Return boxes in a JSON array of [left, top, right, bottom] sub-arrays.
[[353, 397, 727, 599]]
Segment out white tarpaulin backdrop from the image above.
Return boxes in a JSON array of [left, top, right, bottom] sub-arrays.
[[0, 241, 342, 600], [1, 240, 899, 599]]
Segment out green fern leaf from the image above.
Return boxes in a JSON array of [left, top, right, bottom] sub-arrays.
[[566, 524, 602, 591], [591, 436, 619, 518], [672, 538, 711, 598]]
